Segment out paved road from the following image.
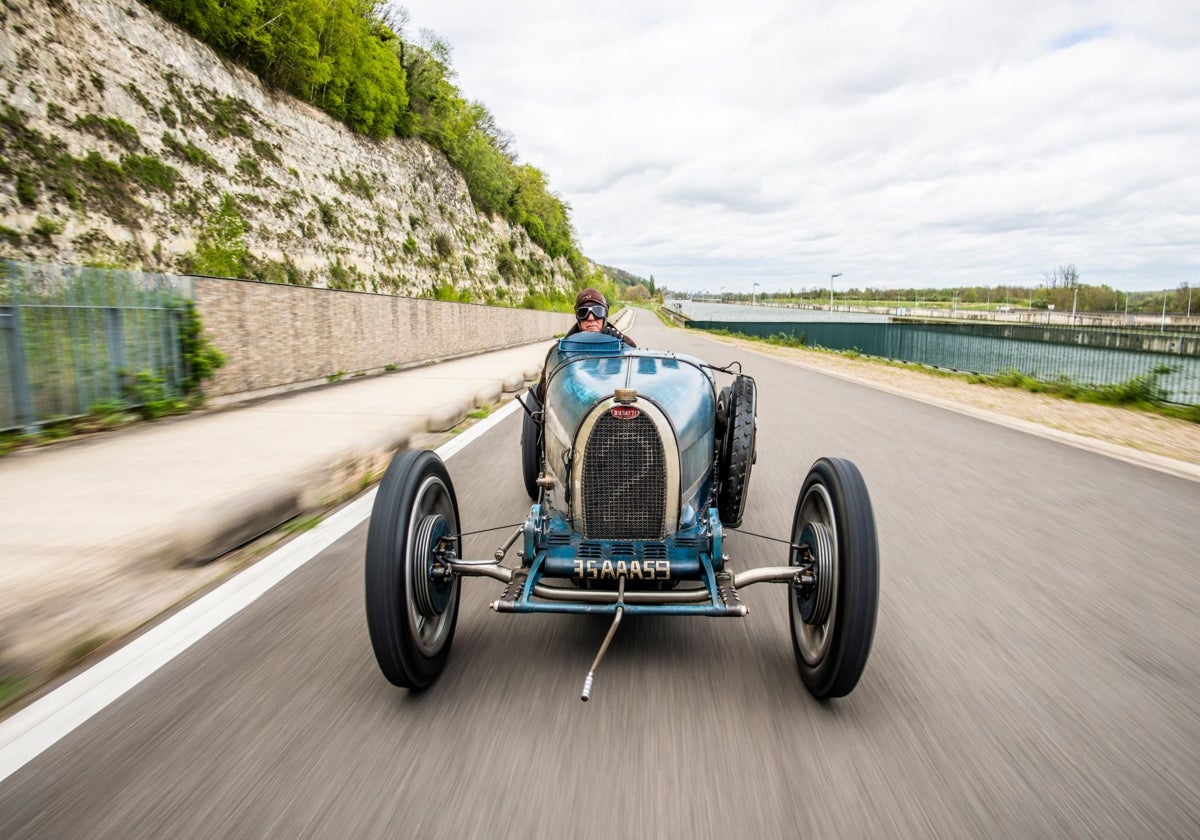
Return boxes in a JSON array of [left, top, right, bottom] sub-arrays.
[[3, 312, 1199, 837]]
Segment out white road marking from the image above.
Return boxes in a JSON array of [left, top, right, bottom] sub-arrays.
[[0, 398, 522, 785]]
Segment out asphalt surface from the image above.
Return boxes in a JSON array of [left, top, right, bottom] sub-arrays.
[[2, 311, 1199, 837]]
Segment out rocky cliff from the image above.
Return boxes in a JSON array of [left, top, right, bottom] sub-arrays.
[[0, 0, 575, 302]]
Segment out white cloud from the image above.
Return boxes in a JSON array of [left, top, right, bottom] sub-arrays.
[[396, 0, 1200, 291]]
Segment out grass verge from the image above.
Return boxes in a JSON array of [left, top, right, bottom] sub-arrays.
[[700, 327, 1200, 424]]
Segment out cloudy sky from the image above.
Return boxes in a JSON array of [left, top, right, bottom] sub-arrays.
[[395, 1, 1199, 294]]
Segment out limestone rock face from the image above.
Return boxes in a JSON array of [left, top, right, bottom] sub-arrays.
[[0, 0, 573, 302]]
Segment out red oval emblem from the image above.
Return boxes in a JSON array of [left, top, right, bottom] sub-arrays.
[[610, 406, 640, 420]]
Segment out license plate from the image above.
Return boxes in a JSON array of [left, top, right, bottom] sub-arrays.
[[572, 558, 671, 581]]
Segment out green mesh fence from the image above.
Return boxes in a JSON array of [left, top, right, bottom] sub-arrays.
[[1, 260, 193, 432], [689, 320, 1200, 406]]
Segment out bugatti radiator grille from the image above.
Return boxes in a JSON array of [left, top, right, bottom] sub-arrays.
[[581, 411, 666, 539]]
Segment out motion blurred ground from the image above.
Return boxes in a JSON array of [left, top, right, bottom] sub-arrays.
[[4, 313, 1196, 713]]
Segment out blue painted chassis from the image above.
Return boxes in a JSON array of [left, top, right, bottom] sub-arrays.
[[497, 503, 732, 616]]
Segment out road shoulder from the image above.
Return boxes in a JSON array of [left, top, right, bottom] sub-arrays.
[[702, 333, 1200, 482]]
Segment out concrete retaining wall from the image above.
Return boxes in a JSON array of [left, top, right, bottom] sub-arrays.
[[659, 304, 690, 326], [192, 276, 565, 399]]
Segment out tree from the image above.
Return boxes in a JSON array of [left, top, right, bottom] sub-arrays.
[[1043, 264, 1080, 289], [625, 284, 650, 301]]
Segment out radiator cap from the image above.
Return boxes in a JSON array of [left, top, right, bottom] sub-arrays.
[[614, 388, 637, 404]]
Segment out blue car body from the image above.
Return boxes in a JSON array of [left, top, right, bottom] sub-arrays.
[[508, 332, 736, 616]]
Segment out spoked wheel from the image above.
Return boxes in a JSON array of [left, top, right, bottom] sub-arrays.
[[365, 449, 462, 689], [520, 390, 542, 500], [788, 457, 878, 699]]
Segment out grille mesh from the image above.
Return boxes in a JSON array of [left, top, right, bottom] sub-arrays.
[[582, 411, 666, 539]]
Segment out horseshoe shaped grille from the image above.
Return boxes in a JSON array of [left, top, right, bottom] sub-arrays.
[[581, 411, 666, 540]]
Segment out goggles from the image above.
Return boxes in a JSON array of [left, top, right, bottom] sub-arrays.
[[575, 303, 608, 321]]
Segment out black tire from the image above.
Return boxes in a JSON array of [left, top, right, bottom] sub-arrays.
[[788, 457, 878, 699], [520, 390, 542, 500], [365, 449, 462, 689], [717, 375, 756, 527]]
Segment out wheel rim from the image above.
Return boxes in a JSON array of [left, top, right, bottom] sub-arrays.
[[413, 514, 453, 616], [791, 482, 839, 666], [795, 521, 833, 626], [405, 474, 458, 656]]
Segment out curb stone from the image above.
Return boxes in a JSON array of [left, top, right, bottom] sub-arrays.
[[427, 400, 469, 433]]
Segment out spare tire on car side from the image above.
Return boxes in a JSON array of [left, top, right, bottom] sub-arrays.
[[716, 375, 756, 527]]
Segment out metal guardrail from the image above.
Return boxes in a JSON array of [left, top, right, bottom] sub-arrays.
[[689, 319, 1200, 406], [1, 260, 193, 432]]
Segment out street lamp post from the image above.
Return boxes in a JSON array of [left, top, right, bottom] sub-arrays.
[[752, 282, 759, 306], [829, 273, 842, 311]]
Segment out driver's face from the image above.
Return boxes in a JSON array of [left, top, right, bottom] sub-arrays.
[[579, 311, 604, 332]]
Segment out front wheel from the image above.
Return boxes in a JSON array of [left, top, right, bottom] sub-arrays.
[[788, 457, 878, 699], [365, 449, 462, 689]]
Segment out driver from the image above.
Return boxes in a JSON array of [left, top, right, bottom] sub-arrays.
[[533, 288, 636, 403], [564, 288, 636, 345]]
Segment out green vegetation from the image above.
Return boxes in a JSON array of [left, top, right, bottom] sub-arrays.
[[696, 265, 1193, 319], [72, 114, 141, 150], [1, 299, 226, 452], [467, 404, 492, 420], [329, 166, 373, 198], [969, 366, 1199, 421], [316, 200, 337, 228], [704, 327, 1199, 424], [66, 633, 112, 662], [0, 676, 29, 709], [0, 108, 171, 224], [431, 231, 453, 260], [235, 154, 262, 180], [432, 280, 458, 301], [161, 132, 223, 172], [281, 514, 323, 534], [706, 327, 808, 349], [139, 0, 580, 267], [652, 306, 681, 329], [121, 300, 226, 419], [328, 259, 365, 290], [185, 193, 248, 277], [32, 214, 64, 237], [519, 287, 573, 312], [251, 138, 281, 165], [121, 153, 180, 194], [122, 82, 156, 116], [16, 171, 37, 205], [179, 299, 227, 395]]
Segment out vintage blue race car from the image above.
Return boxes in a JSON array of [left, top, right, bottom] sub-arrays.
[[366, 331, 879, 701]]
